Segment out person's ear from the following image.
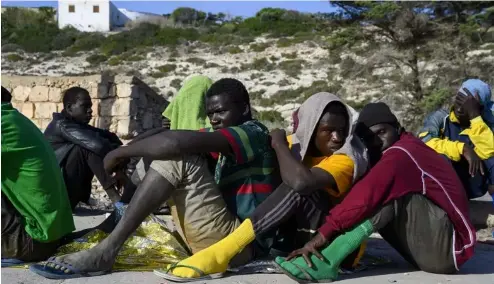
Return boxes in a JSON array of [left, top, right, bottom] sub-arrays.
[[242, 103, 250, 117]]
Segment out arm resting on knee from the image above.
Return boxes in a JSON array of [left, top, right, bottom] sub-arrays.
[[107, 130, 232, 161], [271, 141, 337, 195]]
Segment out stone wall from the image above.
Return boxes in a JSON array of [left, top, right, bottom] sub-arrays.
[[2, 74, 169, 139]]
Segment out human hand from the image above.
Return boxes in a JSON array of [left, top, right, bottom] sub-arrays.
[[162, 117, 171, 129], [462, 145, 484, 177], [269, 128, 288, 149], [103, 149, 127, 176], [285, 232, 328, 267], [455, 89, 482, 120]]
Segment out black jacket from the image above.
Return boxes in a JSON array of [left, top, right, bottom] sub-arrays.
[[44, 112, 123, 166]]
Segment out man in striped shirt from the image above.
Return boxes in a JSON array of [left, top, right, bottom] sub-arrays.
[[30, 78, 279, 279]]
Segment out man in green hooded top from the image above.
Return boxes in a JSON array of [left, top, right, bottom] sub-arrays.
[[1, 87, 75, 262]]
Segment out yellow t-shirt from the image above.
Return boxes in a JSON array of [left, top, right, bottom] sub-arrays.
[[286, 135, 355, 198], [286, 135, 364, 267]]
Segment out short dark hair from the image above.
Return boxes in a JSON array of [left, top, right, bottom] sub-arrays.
[[206, 78, 250, 106], [2, 86, 12, 103], [62, 87, 90, 108]]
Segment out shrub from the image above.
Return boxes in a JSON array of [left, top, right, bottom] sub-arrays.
[[261, 80, 329, 106], [250, 89, 265, 101], [241, 57, 276, 71], [70, 32, 105, 52], [157, 64, 177, 73], [186, 57, 206, 65], [276, 38, 294, 48], [170, 78, 182, 89], [1, 43, 22, 53], [108, 56, 123, 66], [127, 55, 144, 61], [227, 46, 243, 54], [6, 53, 23, 62], [257, 110, 284, 124], [250, 73, 263, 80], [86, 54, 108, 65], [269, 55, 279, 62], [150, 72, 166, 78], [278, 59, 305, 78], [204, 62, 220, 68], [345, 97, 371, 111], [281, 52, 297, 59], [279, 79, 291, 86], [249, 42, 269, 52], [419, 88, 452, 114]]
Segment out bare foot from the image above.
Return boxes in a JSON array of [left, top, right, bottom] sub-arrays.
[[52, 239, 117, 273]]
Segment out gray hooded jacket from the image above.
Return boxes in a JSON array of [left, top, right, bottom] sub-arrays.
[[290, 92, 369, 184]]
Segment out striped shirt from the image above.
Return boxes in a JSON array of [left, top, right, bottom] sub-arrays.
[[203, 120, 279, 221]]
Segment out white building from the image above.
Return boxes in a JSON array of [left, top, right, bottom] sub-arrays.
[[57, 0, 163, 32]]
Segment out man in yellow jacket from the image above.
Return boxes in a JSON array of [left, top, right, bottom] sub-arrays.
[[418, 79, 494, 203]]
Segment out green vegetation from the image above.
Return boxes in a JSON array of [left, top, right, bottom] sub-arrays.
[[170, 78, 182, 89], [86, 54, 108, 65], [257, 80, 329, 106], [281, 52, 297, 59], [250, 43, 269, 52], [227, 46, 243, 54], [241, 57, 276, 71], [1, 6, 336, 54], [6, 53, 23, 62], [2, 3, 494, 130], [278, 59, 306, 78], [186, 57, 206, 65], [157, 64, 177, 73], [204, 62, 220, 68], [257, 110, 284, 124]]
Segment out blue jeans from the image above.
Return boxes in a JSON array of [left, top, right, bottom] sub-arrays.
[[447, 155, 494, 199]]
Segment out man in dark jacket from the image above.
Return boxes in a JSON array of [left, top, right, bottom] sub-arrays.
[[44, 87, 123, 210]]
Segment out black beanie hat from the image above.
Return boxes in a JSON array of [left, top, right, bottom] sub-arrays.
[[357, 102, 398, 128]]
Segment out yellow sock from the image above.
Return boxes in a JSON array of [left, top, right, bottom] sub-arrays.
[[170, 219, 256, 278]]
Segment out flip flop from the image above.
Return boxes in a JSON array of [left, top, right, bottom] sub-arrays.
[[153, 263, 224, 282], [1, 258, 24, 268], [28, 257, 109, 279], [273, 259, 319, 283], [274, 256, 337, 283]]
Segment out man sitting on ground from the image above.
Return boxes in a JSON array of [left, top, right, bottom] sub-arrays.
[[29, 78, 280, 279], [419, 79, 494, 202], [275, 102, 475, 282], [157, 92, 370, 281], [1, 87, 75, 263], [44, 87, 123, 210]]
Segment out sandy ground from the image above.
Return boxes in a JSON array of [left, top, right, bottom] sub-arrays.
[[2, 198, 494, 284]]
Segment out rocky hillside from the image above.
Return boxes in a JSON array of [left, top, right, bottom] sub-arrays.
[[2, 3, 494, 131], [3, 37, 494, 131]]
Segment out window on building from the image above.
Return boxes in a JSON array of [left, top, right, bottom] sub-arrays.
[[68, 5, 75, 13], [93, 5, 99, 13]]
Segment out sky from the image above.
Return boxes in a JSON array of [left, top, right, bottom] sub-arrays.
[[1, 1, 337, 18]]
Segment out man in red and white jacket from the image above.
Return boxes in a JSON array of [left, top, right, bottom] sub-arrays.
[[276, 102, 475, 282]]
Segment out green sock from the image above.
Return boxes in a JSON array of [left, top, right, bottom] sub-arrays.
[[276, 219, 374, 281]]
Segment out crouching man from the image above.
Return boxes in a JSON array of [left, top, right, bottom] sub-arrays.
[[1, 87, 75, 263]]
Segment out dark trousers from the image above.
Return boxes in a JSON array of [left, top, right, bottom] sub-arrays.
[[62, 145, 115, 210], [1, 193, 60, 261], [250, 183, 359, 268], [370, 194, 456, 274], [450, 156, 494, 199]]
